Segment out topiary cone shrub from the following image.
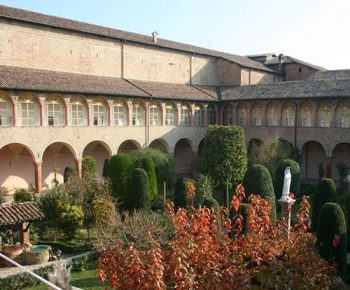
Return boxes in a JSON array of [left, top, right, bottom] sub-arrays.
[[243, 164, 276, 221], [317, 202, 347, 280], [109, 154, 133, 206], [312, 178, 337, 232], [141, 156, 158, 201], [174, 177, 186, 209], [82, 156, 96, 178], [102, 158, 110, 178], [274, 159, 301, 200], [126, 168, 151, 211]]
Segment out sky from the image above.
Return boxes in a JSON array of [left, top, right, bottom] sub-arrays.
[[0, 0, 349, 70]]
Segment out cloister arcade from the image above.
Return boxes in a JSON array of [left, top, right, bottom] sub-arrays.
[[2, 89, 350, 194]]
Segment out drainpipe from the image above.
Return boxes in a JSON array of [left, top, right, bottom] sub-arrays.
[[294, 102, 298, 149], [189, 54, 194, 85]]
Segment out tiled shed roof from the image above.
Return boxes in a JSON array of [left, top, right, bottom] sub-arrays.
[[0, 5, 278, 74], [0, 65, 218, 101], [221, 70, 350, 101], [264, 55, 326, 71], [0, 202, 44, 226]]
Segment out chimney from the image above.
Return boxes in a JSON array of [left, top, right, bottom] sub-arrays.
[[278, 53, 285, 64], [152, 31, 159, 43]]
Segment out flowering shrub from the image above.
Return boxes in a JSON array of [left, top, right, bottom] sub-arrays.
[[98, 185, 342, 289]]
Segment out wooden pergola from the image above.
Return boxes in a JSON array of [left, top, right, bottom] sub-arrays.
[[0, 202, 44, 250]]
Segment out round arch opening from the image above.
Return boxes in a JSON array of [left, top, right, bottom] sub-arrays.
[[83, 141, 112, 175], [42, 142, 76, 188], [174, 138, 194, 178], [0, 143, 35, 194], [331, 143, 350, 181], [149, 139, 169, 154], [118, 140, 141, 154], [301, 141, 326, 181]]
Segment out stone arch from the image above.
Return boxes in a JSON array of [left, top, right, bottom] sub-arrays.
[[0, 90, 14, 127], [331, 142, 350, 181], [301, 141, 326, 180], [0, 143, 36, 194], [278, 138, 294, 156], [83, 141, 112, 175], [149, 138, 170, 154], [118, 139, 142, 154], [174, 138, 194, 178], [42, 142, 77, 188]]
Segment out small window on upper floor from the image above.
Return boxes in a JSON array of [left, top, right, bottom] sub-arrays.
[[299, 67, 302, 72]]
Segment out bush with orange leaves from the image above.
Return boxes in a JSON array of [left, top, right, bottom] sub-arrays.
[[97, 184, 342, 289]]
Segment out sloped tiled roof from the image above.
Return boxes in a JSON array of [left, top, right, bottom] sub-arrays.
[[0, 65, 218, 101], [222, 70, 350, 101], [0, 202, 44, 226], [126, 79, 218, 101], [264, 55, 326, 71], [0, 5, 278, 74]]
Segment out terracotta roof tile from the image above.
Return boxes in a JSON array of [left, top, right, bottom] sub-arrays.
[[0, 202, 44, 226], [0, 65, 218, 101]]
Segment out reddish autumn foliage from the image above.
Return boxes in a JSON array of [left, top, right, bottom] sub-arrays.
[[98, 185, 342, 289]]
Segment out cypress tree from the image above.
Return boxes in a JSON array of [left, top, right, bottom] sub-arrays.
[[312, 178, 337, 231], [126, 168, 151, 211], [109, 154, 133, 205], [64, 166, 76, 183], [317, 202, 347, 280], [141, 156, 158, 200], [174, 177, 186, 209], [102, 158, 110, 178], [274, 159, 301, 200], [82, 156, 96, 178], [243, 164, 276, 221]]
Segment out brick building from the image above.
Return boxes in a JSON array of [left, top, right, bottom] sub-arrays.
[[0, 5, 349, 194]]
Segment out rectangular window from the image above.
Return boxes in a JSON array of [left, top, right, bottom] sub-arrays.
[[71, 104, 83, 126], [113, 105, 125, 126], [180, 107, 189, 126], [93, 105, 106, 126], [150, 106, 159, 126], [194, 109, 202, 126], [165, 107, 175, 126]]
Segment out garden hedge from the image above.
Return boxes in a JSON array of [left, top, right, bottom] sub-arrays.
[[317, 202, 347, 279], [312, 178, 337, 231], [82, 156, 96, 178], [126, 168, 151, 211], [102, 158, 110, 178], [109, 154, 133, 204], [141, 156, 158, 200], [243, 164, 276, 221], [274, 159, 301, 199]]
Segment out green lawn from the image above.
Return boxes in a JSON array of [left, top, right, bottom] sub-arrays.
[[24, 261, 106, 290]]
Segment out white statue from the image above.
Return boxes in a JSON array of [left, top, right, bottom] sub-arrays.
[[280, 167, 292, 201]]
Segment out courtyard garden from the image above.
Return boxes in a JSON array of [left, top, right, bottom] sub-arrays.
[[1, 125, 350, 289]]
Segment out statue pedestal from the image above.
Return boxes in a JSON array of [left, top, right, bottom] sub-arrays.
[[278, 197, 295, 235]]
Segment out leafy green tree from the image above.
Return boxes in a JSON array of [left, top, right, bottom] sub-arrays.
[[312, 178, 337, 231], [274, 159, 301, 199], [317, 202, 347, 279], [141, 157, 158, 200], [126, 168, 151, 211], [109, 154, 133, 205], [82, 156, 96, 178], [243, 164, 276, 221], [199, 125, 247, 205], [102, 158, 110, 178]]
